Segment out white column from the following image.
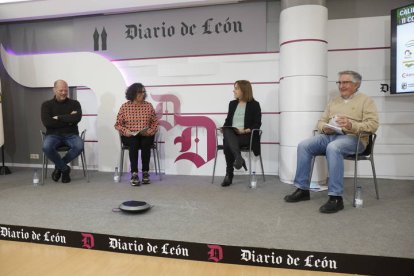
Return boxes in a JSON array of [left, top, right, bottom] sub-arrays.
[[279, 2, 328, 184]]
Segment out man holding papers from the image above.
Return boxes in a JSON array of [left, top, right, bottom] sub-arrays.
[[284, 71, 379, 213]]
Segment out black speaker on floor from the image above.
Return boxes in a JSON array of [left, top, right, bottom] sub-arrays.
[[116, 200, 152, 214]]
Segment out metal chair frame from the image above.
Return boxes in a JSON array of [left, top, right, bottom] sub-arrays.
[[310, 131, 379, 206], [211, 128, 265, 184], [40, 129, 89, 184]]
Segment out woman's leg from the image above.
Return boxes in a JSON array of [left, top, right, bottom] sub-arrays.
[[138, 135, 154, 172], [121, 136, 140, 173]]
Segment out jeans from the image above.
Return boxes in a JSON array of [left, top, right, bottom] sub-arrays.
[[294, 134, 365, 196], [42, 134, 84, 171]]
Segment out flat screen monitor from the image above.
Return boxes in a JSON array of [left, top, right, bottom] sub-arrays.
[[391, 4, 414, 94]]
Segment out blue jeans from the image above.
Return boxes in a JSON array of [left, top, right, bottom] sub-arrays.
[[294, 134, 365, 196], [42, 134, 84, 171]]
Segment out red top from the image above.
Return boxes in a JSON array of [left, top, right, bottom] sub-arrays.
[[114, 101, 159, 136]]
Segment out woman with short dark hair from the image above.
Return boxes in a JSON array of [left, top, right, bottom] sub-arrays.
[[115, 83, 159, 186]]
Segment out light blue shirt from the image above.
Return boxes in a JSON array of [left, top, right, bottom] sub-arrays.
[[232, 103, 245, 128]]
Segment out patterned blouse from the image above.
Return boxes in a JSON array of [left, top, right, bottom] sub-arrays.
[[114, 101, 159, 136]]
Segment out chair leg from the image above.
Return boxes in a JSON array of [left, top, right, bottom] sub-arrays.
[[248, 150, 252, 184], [81, 151, 89, 182], [259, 154, 265, 182], [353, 159, 358, 207], [152, 148, 162, 181], [119, 149, 124, 177], [152, 148, 158, 175], [42, 153, 46, 185], [156, 148, 161, 181], [211, 150, 219, 184], [371, 157, 379, 199]]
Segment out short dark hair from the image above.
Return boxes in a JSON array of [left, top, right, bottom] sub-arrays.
[[125, 83, 146, 101]]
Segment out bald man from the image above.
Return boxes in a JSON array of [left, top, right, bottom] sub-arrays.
[[41, 80, 83, 183]]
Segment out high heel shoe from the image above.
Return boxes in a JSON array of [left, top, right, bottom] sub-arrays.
[[234, 156, 247, 171]]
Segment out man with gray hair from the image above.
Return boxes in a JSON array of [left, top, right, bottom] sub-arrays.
[[284, 70, 379, 213]]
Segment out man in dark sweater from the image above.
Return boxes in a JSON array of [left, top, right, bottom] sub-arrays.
[[41, 80, 83, 183]]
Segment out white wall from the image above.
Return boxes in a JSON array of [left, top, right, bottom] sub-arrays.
[[78, 15, 414, 180]]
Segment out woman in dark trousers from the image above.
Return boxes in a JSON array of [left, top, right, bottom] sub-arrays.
[[221, 80, 262, 187], [115, 83, 159, 186]]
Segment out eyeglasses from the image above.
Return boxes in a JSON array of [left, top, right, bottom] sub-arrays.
[[336, 81, 354, 86]]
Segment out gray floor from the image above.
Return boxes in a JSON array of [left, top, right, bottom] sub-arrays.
[[0, 167, 413, 259]]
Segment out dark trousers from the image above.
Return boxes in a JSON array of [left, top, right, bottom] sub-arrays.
[[121, 135, 154, 173], [222, 128, 250, 175]]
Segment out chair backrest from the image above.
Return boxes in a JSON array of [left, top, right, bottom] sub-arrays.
[[241, 129, 262, 153], [345, 132, 376, 160], [360, 134, 375, 156]]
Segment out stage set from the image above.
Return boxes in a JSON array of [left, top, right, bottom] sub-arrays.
[[0, 167, 413, 275]]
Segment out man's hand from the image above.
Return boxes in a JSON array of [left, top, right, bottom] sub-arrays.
[[335, 116, 352, 130], [322, 125, 336, 134]]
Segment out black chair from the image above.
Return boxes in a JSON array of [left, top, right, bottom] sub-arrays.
[[212, 128, 265, 185], [119, 131, 161, 180], [310, 131, 379, 206], [40, 130, 89, 184]]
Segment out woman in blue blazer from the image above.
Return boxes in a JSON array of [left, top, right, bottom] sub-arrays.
[[221, 80, 262, 186]]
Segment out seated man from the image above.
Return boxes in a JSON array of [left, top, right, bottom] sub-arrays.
[[284, 70, 379, 213], [41, 79, 83, 183]]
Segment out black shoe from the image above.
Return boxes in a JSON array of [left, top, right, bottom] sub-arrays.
[[221, 174, 233, 187], [142, 171, 151, 185], [61, 166, 71, 183], [234, 156, 246, 171], [319, 196, 344, 213], [130, 172, 141, 186], [284, 188, 310, 202], [51, 168, 62, 182]]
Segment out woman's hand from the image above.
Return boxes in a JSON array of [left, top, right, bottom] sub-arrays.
[[125, 130, 133, 137], [236, 128, 250, 135]]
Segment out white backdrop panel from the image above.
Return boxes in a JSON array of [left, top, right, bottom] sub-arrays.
[[115, 53, 279, 86], [328, 16, 390, 49], [280, 5, 327, 42]]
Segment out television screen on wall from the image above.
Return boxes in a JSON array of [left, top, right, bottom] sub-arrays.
[[391, 4, 414, 94]]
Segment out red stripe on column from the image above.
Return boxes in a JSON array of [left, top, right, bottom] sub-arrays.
[[280, 38, 328, 47]]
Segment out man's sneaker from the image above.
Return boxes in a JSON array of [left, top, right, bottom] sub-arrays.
[[61, 166, 71, 183], [51, 168, 62, 182], [130, 172, 141, 186], [142, 171, 151, 185]]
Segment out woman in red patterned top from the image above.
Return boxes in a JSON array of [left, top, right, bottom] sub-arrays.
[[115, 83, 159, 186]]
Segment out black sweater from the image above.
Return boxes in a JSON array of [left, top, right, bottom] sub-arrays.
[[41, 97, 82, 135]]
